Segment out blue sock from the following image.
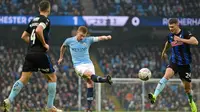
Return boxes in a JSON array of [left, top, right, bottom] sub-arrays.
[[47, 82, 56, 108], [8, 80, 24, 102], [91, 74, 106, 83], [154, 77, 168, 97], [87, 88, 93, 109]]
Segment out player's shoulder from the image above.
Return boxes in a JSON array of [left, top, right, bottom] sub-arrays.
[[38, 15, 50, 23], [66, 36, 75, 42]]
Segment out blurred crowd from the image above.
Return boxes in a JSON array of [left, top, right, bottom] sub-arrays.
[[0, 0, 85, 15], [92, 0, 200, 17], [108, 82, 198, 111], [1, 0, 200, 17], [98, 45, 200, 79]]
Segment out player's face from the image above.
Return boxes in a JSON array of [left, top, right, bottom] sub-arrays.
[[168, 23, 179, 34], [76, 31, 86, 41]]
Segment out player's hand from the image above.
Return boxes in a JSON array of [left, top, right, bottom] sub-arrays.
[[107, 35, 112, 40], [174, 35, 182, 42], [44, 44, 49, 51], [57, 58, 63, 65], [161, 52, 167, 60]]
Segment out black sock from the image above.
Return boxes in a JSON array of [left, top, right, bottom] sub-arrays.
[[91, 74, 106, 83], [87, 88, 93, 109]]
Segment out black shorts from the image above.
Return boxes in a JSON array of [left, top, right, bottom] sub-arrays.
[[22, 52, 55, 73], [167, 62, 191, 82]]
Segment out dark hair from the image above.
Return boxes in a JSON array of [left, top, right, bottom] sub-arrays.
[[39, 0, 50, 11], [78, 26, 88, 34], [168, 18, 178, 24]]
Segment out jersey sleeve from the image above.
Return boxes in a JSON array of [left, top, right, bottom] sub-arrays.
[[184, 30, 194, 39], [38, 16, 49, 29], [63, 38, 70, 46], [25, 21, 32, 34], [87, 36, 99, 44]]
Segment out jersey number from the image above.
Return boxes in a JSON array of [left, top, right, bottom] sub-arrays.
[[31, 29, 36, 45]]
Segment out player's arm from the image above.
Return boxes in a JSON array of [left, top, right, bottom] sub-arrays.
[[97, 35, 112, 41], [161, 41, 171, 59], [58, 39, 69, 65], [35, 23, 47, 46], [174, 35, 198, 45], [59, 44, 67, 60], [21, 31, 30, 44], [174, 30, 198, 45]]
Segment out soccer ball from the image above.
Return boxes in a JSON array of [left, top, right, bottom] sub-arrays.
[[138, 68, 151, 81]]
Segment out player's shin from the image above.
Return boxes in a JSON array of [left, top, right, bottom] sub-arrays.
[[8, 80, 24, 102], [154, 77, 168, 97], [87, 88, 93, 110], [91, 74, 106, 83], [47, 82, 56, 108], [187, 92, 193, 103]]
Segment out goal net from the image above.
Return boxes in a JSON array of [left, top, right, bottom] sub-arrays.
[[95, 78, 200, 112]]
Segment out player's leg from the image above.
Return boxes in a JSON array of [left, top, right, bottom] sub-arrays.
[[182, 81, 197, 112], [179, 65, 197, 112], [3, 54, 35, 112], [83, 70, 112, 85], [3, 72, 32, 112], [78, 64, 112, 85], [148, 67, 175, 104], [86, 79, 94, 112], [39, 53, 62, 112], [43, 73, 63, 112]]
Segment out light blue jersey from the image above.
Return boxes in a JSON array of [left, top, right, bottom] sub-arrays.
[[63, 36, 98, 67]]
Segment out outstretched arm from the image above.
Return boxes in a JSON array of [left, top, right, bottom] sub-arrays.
[[97, 35, 112, 41]]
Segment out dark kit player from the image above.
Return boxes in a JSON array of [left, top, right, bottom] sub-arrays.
[[148, 18, 198, 112], [3, 1, 62, 112]]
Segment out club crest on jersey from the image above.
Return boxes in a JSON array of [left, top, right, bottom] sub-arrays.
[[80, 42, 88, 47]]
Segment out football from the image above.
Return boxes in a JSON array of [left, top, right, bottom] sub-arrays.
[[138, 68, 151, 81]]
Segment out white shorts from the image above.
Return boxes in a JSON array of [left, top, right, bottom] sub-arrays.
[[75, 63, 95, 77]]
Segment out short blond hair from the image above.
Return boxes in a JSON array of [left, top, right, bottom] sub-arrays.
[[78, 26, 88, 34]]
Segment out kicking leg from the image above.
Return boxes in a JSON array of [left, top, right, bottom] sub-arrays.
[[83, 70, 112, 85], [148, 68, 174, 104]]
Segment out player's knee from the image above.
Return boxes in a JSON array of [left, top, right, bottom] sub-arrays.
[[84, 70, 93, 77], [185, 88, 191, 93], [20, 72, 32, 84], [87, 80, 94, 88], [46, 73, 57, 82]]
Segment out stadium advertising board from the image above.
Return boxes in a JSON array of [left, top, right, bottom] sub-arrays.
[[0, 15, 199, 27]]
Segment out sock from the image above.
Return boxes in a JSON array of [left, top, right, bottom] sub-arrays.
[[154, 77, 168, 97], [47, 82, 56, 108], [8, 80, 24, 102], [187, 93, 193, 103], [91, 74, 106, 83], [87, 88, 93, 109]]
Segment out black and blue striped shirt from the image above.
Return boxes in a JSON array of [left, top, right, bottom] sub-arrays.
[[167, 29, 193, 65]]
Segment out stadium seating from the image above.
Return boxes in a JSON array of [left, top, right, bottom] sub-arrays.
[[92, 0, 200, 17], [0, 0, 84, 15], [2, 0, 200, 16]]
